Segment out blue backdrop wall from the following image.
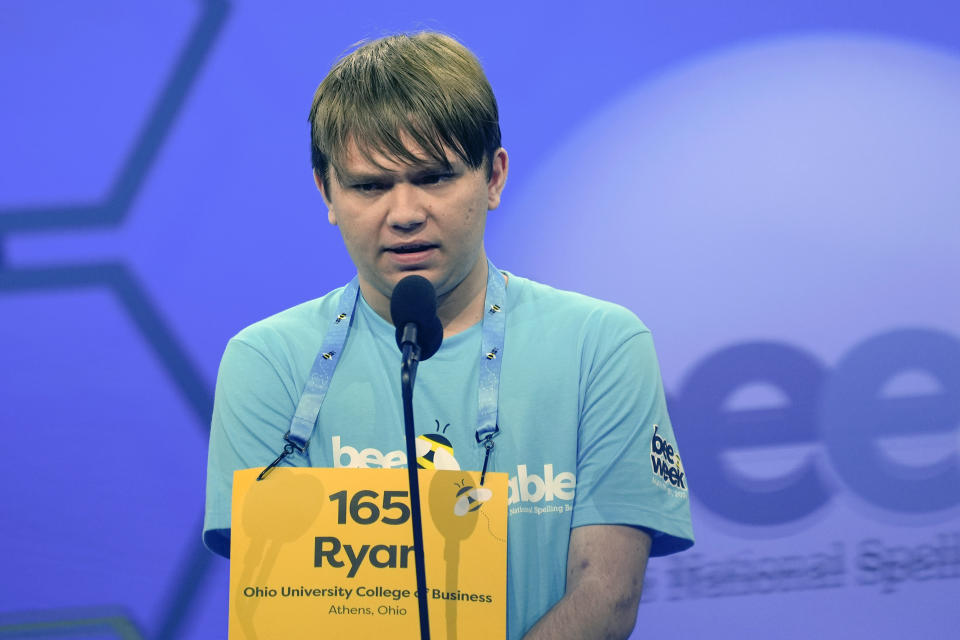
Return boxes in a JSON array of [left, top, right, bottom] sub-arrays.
[[2, 1, 958, 638]]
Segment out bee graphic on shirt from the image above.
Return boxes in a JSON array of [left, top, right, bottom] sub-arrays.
[[416, 420, 460, 470], [335, 313, 348, 324], [453, 478, 492, 516]]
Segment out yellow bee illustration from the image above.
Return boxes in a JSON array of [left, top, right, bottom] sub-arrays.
[[453, 480, 493, 517], [416, 420, 460, 470]]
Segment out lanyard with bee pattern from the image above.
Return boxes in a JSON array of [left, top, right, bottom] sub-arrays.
[[258, 259, 508, 483]]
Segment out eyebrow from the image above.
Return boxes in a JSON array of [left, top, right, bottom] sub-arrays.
[[337, 162, 457, 185]]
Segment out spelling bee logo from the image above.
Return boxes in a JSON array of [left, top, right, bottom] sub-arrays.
[[650, 424, 687, 495]]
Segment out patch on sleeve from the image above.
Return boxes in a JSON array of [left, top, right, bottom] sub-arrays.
[[650, 424, 688, 498]]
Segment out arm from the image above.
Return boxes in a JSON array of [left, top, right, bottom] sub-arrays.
[[204, 337, 300, 556], [523, 524, 652, 640]]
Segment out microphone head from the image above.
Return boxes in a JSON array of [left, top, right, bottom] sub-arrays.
[[390, 275, 443, 361]]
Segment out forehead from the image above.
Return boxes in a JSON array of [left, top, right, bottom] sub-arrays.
[[334, 135, 455, 179]]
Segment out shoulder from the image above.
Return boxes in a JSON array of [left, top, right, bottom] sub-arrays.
[[505, 273, 651, 348], [228, 286, 348, 360]]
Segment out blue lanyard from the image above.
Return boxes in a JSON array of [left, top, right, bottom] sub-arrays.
[[258, 260, 507, 481]]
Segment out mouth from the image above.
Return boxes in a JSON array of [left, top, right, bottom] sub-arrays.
[[386, 242, 438, 254], [384, 242, 439, 266]]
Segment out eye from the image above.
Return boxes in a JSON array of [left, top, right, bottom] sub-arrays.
[[352, 182, 388, 193], [417, 172, 456, 186]]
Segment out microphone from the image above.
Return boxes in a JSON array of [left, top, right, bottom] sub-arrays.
[[390, 275, 443, 361], [389, 274, 443, 640]]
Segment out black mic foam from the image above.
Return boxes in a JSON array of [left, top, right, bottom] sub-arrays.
[[390, 275, 443, 361]]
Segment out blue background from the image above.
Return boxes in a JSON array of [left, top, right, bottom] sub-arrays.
[[2, 1, 958, 638]]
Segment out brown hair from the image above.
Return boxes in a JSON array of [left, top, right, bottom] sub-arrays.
[[308, 32, 501, 190]]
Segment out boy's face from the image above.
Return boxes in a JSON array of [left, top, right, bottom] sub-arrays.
[[317, 139, 508, 320]]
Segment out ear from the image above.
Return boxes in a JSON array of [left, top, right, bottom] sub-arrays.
[[314, 170, 337, 225], [486, 148, 509, 210]]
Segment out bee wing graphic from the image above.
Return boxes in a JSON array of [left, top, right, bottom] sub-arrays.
[[470, 487, 493, 503], [415, 438, 431, 457], [454, 495, 472, 517], [433, 448, 461, 471]]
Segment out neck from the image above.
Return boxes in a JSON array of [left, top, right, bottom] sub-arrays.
[[360, 253, 492, 338], [435, 258, 489, 337]]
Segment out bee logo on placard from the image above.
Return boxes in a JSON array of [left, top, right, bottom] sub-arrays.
[[453, 479, 493, 517], [416, 420, 460, 470]]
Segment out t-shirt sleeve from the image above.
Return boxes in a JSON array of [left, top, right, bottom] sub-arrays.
[[203, 337, 300, 558], [571, 326, 694, 556]]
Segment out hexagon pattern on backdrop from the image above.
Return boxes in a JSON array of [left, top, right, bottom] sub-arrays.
[[1, 2, 229, 638], [2, 4, 958, 639]]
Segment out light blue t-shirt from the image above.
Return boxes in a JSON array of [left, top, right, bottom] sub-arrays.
[[204, 273, 694, 639]]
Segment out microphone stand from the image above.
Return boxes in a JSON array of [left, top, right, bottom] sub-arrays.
[[400, 324, 431, 640]]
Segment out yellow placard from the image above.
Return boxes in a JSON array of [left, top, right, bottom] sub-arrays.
[[229, 468, 507, 639]]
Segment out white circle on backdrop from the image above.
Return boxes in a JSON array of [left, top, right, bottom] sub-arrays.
[[502, 33, 960, 392]]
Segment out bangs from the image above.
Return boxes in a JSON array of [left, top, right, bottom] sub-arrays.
[[329, 109, 465, 177], [309, 32, 499, 185]]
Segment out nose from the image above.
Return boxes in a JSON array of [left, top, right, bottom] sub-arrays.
[[384, 183, 427, 231]]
